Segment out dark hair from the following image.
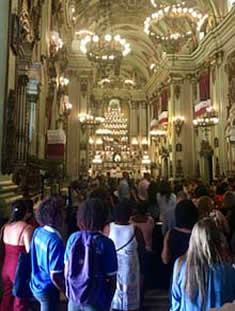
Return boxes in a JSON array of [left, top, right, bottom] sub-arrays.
[[114, 199, 132, 223], [77, 198, 107, 231], [90, 187, 107, 201], [175, 200, 198, 230], [37, 196, 63, 226], [176, 191, 187, 201], [9, 200, 27, 223], [223, 191, 235, 210], [159, 181, 172, 201], [198, 196, 213, 218], [194, 185, 209, 198], [23, 199, 34, 214], [224, 191, 235, 232], [136, 200, 149, 216], [216, 182, 228, 195], [174, 183, 183, 194], [148, 181, 159, 204]]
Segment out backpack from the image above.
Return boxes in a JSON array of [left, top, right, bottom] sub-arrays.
[[65, 231, 106, 307]]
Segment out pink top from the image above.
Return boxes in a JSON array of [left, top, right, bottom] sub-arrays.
[[130, 216, 154, 251]]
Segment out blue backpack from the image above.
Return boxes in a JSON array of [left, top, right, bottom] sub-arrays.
[[65, 231, 108, 307]]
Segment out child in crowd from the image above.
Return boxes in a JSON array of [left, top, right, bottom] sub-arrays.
[[64, 198, 117, 311], [30, 197, 65, 311]]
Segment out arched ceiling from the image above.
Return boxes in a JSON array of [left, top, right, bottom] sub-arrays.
[[62, 0, 223, 88]]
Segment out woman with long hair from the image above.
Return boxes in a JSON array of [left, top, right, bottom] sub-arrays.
[[171, 218, 235, 311], [0, 200, 33, 311]]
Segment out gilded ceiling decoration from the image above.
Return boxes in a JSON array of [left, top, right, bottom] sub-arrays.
[[62, 0, 222, 87]]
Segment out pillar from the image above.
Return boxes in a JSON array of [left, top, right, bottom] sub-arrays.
[[0, 0, 10, 177], [66, 72, 80, 180]]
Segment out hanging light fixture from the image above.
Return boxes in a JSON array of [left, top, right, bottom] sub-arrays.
[[193, 107, 219, 128], [144, 3, 208, 51], [80, 0, 131, 67], [80, 33, 131, 64], [97, 76, 135, 89]]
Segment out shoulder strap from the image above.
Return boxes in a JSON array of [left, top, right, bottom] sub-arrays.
[[17, 224, 29, 245], [116, 233, 135, 252]]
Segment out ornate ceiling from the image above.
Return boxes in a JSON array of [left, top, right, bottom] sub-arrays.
[[61, 0, 225, 88]]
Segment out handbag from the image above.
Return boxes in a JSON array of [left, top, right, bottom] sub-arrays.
[[12, 251, 32, 298]]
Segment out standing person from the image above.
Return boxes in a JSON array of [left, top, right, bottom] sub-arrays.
[[171, 218, 235, 311], [104, 200, 145, 311], [64, 198, 117, 311], [0, 200, 34, 311], [130, 204, 154, 291], [137, 173, 150, 202], [30, 197, 65, 311], [161, 199, 199, 288], [118, 172, 130, 202], [157, 181, 176, 235]]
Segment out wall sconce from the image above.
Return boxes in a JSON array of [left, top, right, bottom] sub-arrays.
[[59, 76, 69, 87], [173, 116, 185, 136], [141, 137, 148, 145], [64, 96, 72, 116], [131, 137, 139, 145], [50, 31, 64, 56]]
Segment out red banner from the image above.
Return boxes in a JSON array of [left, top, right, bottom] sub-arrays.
[[199, 70, 210, 101], [161, 90, 168, 112], [47, 144, 65, 160]]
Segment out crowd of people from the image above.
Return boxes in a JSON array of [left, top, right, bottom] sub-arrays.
[[1, 172, 235, 311]]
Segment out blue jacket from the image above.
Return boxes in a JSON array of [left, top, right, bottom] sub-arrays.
[[171, 259, 235, 311]]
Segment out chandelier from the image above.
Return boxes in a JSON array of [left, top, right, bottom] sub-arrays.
[[80, 0, 131, 67], [150, 129, 167, 136], [92, 154, 103, 164], [144, 3, 208, 47], [193, 107, 219, 128], [80, 34, 131, 64], [142, 154, 151, 165], [78, 114, 105, 128], [98, 77, 135, 89]]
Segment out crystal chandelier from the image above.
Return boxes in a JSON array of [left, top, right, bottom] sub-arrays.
[[193, 107, 219, 128], [80, 0, 131, 66], [78, 114, 105, 128], [144, 3, 208, 48], [150, 129, 167, 136], [98, 77, 135, 89], [92, 154, 103, 164], [80, 34, 131, 64]]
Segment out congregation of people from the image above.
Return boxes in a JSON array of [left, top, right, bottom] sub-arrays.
[[1, 172, 235, 311]]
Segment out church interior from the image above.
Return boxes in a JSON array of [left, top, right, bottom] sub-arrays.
[[2, 2, 235, 311], [0, 0, 235, 208]]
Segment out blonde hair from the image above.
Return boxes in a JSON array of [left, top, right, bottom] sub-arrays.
[[182, 218, 225, 310]]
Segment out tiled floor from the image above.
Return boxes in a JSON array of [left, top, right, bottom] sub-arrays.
[[144, 289, 169, 311], [29, 290, 170, 311]]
